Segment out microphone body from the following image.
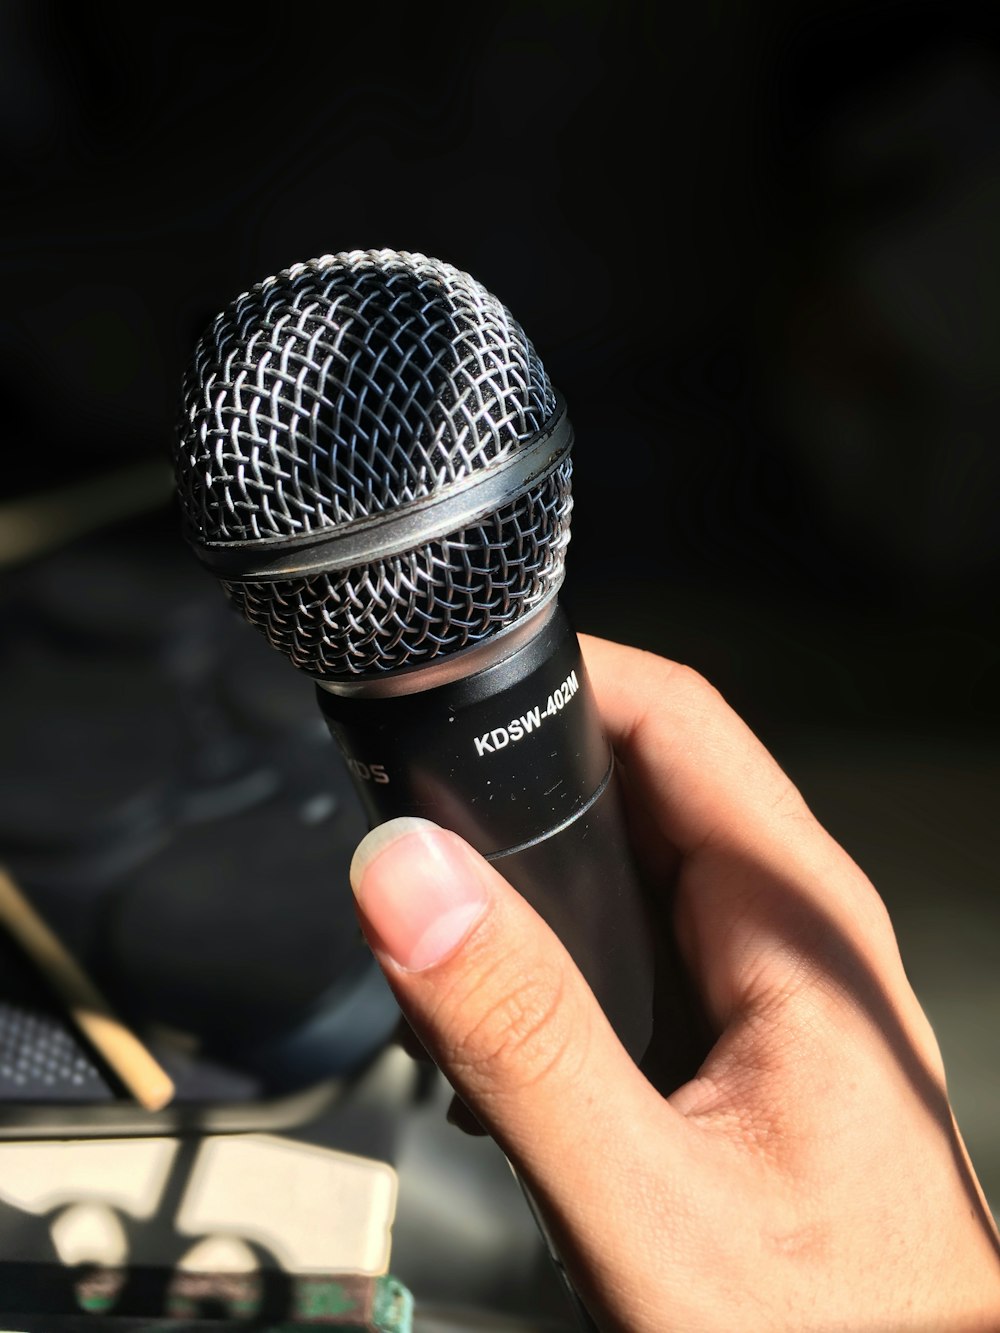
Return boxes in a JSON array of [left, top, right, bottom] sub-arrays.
[[173, 248, 709, 1081], [172, 250, 718, 1333], [317, 600, 654, 1060]]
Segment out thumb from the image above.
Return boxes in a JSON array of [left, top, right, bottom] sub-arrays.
[[348, 817, 673, 1203]]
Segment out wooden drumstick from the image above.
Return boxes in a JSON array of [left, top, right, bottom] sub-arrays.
[[0, 867, 175, 1112]]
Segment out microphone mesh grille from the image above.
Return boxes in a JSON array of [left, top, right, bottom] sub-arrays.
[[176, 249, 573, 679], [223, 467, 572, 677]]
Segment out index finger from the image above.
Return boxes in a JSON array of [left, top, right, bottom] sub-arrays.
[[577, 633, 893, 949], [577, 632, 932, 1047], [579, 633, 809, 857]]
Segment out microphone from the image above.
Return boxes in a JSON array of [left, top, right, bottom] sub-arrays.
[[173, 248, 702, 1075]]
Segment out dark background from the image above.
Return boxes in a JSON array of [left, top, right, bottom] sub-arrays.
[[1, 0, 999, 1298]]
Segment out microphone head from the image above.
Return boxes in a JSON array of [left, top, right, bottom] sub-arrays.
[[175, 249, 574, 682]]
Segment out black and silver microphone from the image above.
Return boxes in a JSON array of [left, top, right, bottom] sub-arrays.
[[173, 248, 697, 1072]]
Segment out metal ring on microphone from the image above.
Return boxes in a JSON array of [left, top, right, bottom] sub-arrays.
[[186, 397, 573, 583]]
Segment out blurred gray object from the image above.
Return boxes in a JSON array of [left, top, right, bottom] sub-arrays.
[[0, 527, 401, 1100]]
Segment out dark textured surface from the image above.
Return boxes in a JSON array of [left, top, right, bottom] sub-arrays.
[[0, 931, 115, 1102]]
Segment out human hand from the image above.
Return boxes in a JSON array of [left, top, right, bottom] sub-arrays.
[[349, 635, 1000, 1331]]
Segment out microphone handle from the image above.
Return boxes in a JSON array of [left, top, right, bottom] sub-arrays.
[[318, 606, 712, 1331], [316, 603, 710, 1079]]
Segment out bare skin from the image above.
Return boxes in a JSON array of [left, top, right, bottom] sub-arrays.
[[350, 635, 1000, 1332]]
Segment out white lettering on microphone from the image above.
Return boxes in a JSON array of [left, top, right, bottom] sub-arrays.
[[472, 671, 578, 758]]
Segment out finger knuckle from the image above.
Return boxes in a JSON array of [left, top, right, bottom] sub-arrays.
[[450, 959, 579, 1095], [668, 661, 723, 707]]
